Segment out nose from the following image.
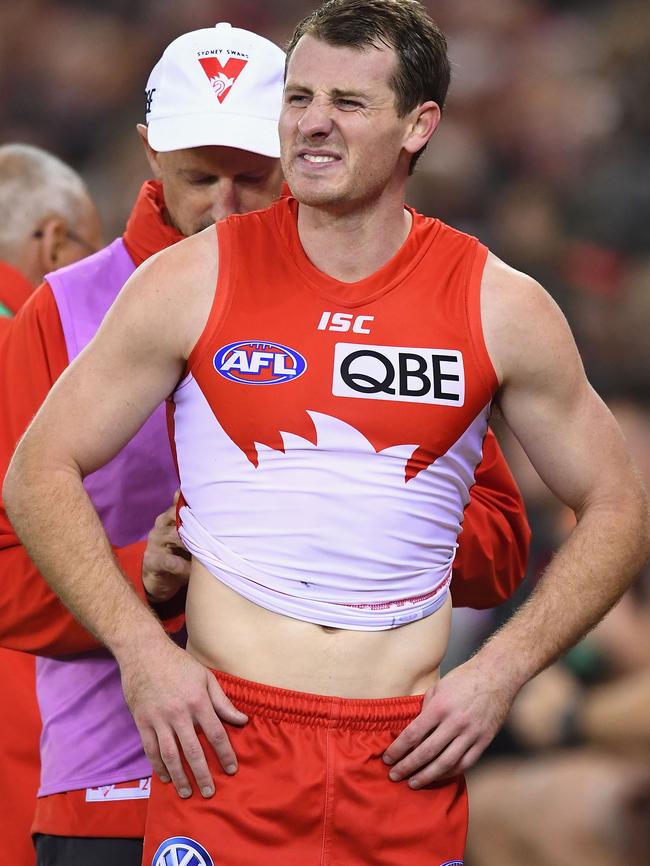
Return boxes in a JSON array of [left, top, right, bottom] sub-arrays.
[[297, 97, 334, 140], [209, 179, 239, 221]]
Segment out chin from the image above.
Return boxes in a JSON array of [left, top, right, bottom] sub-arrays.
[[288, 179, 348, 209]]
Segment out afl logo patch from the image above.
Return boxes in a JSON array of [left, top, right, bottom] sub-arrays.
[[214, 340, 307, 385], [440, 861, 464, 865], [152, 836, 213, 866]]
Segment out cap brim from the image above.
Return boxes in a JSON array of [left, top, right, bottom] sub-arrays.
[[147, 112, 280, 158]]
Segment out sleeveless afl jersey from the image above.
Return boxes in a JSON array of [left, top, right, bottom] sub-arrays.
[[170, 198, 499, 630]]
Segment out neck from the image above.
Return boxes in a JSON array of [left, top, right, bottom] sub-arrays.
[[296, 188, 412, 283]]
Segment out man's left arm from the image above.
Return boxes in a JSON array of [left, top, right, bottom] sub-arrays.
[[384, 256, 649, 786], [451, 429, 530, 608]]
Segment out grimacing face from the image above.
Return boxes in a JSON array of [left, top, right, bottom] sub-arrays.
[[280, 35, 427, 213], [140, 129, 284, 237]]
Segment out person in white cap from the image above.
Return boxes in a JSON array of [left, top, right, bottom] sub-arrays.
[[2, 10, 532, 866], [0, 23, 285, 866]]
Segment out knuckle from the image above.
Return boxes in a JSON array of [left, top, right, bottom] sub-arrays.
[[141, 743, 159, 763], [401, 730, 418, 749], [183, 743, 203, 762], [166, 702, 187, 720], [163, 554, 179, 574], [210, 729, 228, 748], [159, 746, 178, 764]]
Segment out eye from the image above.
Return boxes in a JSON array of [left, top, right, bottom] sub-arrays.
[[336, 98, 362, 110], [286, 93, 309, 106], [190, 175, 218, 186]]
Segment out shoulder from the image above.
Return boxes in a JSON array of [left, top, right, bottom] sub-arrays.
[[135, 225, 217, 290], [480, 252, 577, 387], [104, 226, 219, 361]]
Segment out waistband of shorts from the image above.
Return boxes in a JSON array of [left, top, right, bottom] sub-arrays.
[[214, 670, 425, 730]]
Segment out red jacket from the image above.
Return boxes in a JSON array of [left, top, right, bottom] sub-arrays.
[[0, 261, 39, 866]]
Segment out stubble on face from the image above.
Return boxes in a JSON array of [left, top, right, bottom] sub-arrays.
[[280, 36, 409, 213]]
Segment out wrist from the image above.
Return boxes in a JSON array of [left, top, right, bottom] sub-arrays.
[[470, 639, 532, 699], [109, 614, 170, 667]]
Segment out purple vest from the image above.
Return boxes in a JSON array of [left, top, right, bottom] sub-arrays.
[[36, 238, 179, 795]]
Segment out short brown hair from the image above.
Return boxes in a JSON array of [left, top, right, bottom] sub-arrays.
[[285, 0, 450, 171]]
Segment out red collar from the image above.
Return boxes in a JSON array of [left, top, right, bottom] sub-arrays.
[[0, 261, 33, 315], [122, 180, 185, 266]]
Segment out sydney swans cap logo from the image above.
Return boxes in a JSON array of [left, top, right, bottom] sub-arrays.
[[198, 56, 248, 103]]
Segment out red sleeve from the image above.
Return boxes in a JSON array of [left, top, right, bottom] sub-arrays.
[[0, 285, 184, 656], [450, 428, 530, 609]]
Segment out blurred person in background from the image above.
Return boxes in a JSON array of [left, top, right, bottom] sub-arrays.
[[0, 19, 527, 866], [3, 1, 647, 864], [467, 387, 650, 866], [0, 24, 285, 866], [0, 143, 101, 322], [0, 142, 102, 866]]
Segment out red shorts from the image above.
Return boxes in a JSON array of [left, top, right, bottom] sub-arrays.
[[33, 779, 150, 838], [142, 671, 467, 866]]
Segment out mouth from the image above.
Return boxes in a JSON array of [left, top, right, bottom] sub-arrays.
[[298, 150, 341, 168]]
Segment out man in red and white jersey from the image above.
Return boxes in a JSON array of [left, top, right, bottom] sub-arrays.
[[9, 5, 623, 866], [2, 18, 528, 866]]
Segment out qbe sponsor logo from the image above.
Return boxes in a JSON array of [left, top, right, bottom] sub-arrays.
[[152, 835, 213, 866], [214, 340, 307, 385], [332, 343, 465, 406]]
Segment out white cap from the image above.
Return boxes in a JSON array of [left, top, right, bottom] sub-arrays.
[[145, 23, 285, 157]]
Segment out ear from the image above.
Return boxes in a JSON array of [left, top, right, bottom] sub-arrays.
[[36, 217, 68, 273], [402, 101, 441, 157], [136, 123, 163, 179]]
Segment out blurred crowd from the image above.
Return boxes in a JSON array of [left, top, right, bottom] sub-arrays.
[[1, 1, 648, 865], [2, 0, 649, 392]]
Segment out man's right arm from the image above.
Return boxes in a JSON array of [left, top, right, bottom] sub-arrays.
[[0, 286, 186, 655], [3, 229, 245, 799]]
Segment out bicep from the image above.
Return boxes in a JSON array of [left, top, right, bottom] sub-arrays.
[[485, 264, 632, 513]]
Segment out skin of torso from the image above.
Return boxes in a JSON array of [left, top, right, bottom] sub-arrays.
[[174, 210, 455, 701], [186, 559, 452, 699]]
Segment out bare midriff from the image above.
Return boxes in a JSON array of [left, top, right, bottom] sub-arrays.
[[185, 559, 452, 699]]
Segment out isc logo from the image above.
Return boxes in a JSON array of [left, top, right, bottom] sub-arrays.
[[317, 311, 374, 334], [332, 343, 465, 405], [214, 341, 307, 385]]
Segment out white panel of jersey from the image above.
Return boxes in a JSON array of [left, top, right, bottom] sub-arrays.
[[174, 374, 490, 630]]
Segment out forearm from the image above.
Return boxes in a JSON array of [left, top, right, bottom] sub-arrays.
[[475, 492, 649, 693], [0, 539, 154, 655], [4, 457, 168, 663]]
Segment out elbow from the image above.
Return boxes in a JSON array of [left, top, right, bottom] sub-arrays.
[[623, 477, 650, 568]]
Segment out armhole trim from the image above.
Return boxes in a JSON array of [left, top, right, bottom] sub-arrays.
[[183, 220, 234, 379], [465, 241, 499, 396]]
